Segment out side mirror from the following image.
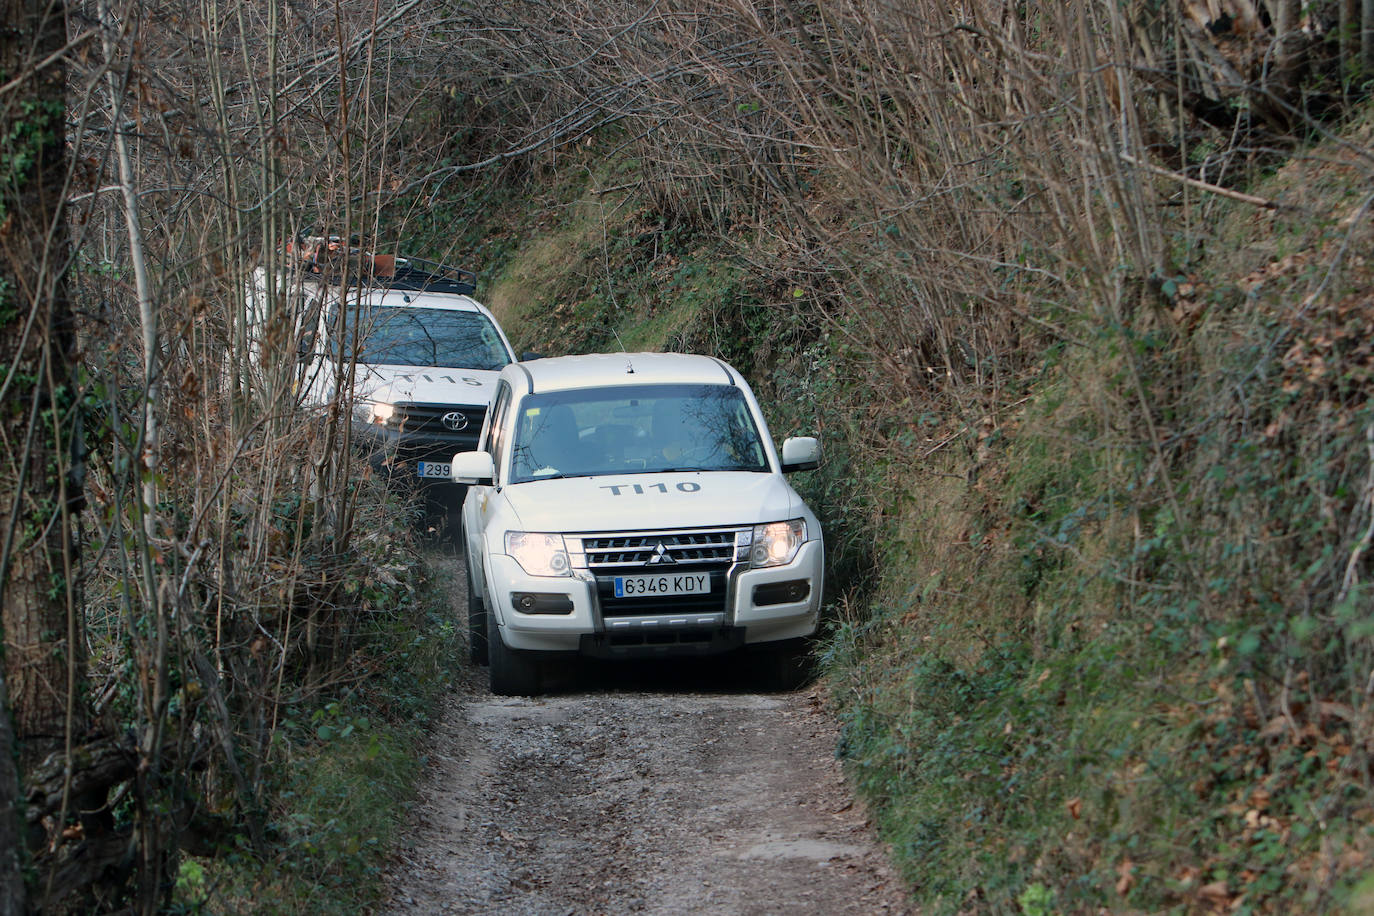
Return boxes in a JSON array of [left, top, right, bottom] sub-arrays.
[[780, 437, 820, 473], [451, 451, 495, 486]]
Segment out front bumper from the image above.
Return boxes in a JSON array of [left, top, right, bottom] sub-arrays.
[[352, 421, 481, 478], [486, 539, 823, 657]]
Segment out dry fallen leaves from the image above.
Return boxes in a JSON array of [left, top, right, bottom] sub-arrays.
[[1115, 857, 1135, 896], [1197, 879, 1232, 909]]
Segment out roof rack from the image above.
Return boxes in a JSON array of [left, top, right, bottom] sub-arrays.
[[386, 256, 478, 295], [287, 237, 477, 296]]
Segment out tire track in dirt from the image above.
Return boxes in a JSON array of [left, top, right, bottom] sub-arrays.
[[383, 554, 910, 915]]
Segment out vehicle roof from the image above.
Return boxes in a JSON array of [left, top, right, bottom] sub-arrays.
[[511, 352, 740, 394], [355, 290, 491, 313]]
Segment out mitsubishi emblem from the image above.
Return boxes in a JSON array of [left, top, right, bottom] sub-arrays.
[[441, 411, 469, 431], [645, 542, 676, 566]]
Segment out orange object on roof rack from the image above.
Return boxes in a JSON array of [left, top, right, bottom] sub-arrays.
[[284, 236, 475, 295]]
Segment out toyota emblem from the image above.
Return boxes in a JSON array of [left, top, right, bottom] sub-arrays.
[[441, 411, 469, 431]]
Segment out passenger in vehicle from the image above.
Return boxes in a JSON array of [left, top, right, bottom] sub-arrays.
[[515, 404, 593, 477], [649, 398, 686, 464]]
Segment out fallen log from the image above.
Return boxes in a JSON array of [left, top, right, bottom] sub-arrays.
[[23, 733, 138, 827]]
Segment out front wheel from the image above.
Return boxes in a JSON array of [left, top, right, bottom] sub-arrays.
[[488, 617, 543, 696], [444, 485, 468, 546], [465, 550, 488, 666]]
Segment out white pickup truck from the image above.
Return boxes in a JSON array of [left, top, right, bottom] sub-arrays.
[[250, 239, 517, 484], [451, 352, 824, 695]]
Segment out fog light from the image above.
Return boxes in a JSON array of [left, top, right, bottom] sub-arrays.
[[752, 579, 811, 607], [510, 592, 574, 614]]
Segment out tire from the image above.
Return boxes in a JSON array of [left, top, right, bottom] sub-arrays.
[[488, 616, 543, 696], [444, 485, 468, 547], [755, 639, 813, 692], [465, 550, 489, 666]]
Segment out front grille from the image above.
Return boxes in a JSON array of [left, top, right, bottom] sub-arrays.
[[574, 527, 743, 570], [386, 402, 485, 438], [569, 526, 749, 620], [377, 403, 486, 460]]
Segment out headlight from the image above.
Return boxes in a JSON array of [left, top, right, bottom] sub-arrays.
[[352, 400, 395, 425], [505, 531, 571, 577], [750, 519, 806, 568]]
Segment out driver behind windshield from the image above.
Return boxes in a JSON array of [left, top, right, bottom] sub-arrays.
[[507, 384, 769, 483]]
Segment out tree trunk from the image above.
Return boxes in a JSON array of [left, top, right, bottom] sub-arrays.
[[1364, 0, 1374, 79], [1341, 0, 1358, 78], [0, 673, 24, 915], [1271, 0, 1299, 87], [1, 0, 81, 906], [0, 0, 85, 780]]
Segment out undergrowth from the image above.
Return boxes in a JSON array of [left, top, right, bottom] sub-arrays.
[[391, 97, 1374, 915], [179, 539, 461, 914], [818, 122, 1374, 913]]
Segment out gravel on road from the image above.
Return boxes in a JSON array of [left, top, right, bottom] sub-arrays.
[[383, 556, 910, 915]]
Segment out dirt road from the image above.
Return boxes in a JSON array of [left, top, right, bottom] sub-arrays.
[[383, 558, 909, 915]]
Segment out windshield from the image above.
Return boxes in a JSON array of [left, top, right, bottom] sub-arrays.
[[508, 383, 770, 483], [331, 305, 511, 370]]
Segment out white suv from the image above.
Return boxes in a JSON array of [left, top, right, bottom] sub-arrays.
[[451, 352, 824, 695]]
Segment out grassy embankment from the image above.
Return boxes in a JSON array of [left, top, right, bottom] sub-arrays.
[[179, 504, 463, 914], [415, 106, 1374, 914]]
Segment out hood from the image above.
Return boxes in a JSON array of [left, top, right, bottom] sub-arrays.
[[500, 471, 805, 532], [355, 363, 501, 408]]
